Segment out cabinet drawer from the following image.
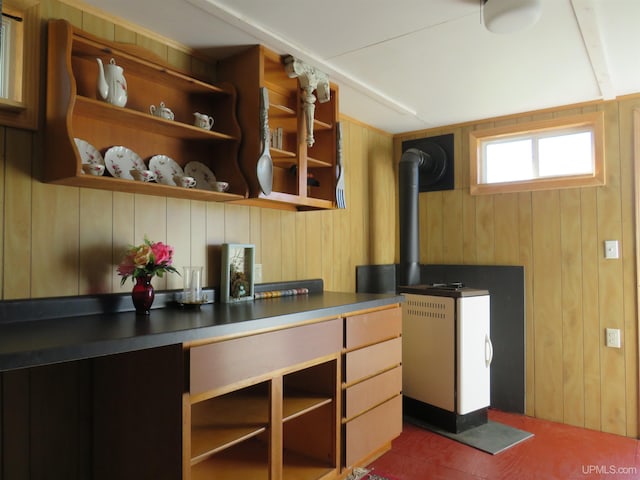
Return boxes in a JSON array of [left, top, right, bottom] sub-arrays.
[[345, 307, 401, 350], [190, 319, 341, 398], [344, 337, 402, 384], [344, 366, 402, 420], [344, 394, 402, 468]]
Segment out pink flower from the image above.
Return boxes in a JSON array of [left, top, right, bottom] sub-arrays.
[[117, 237, 179, 285], [151, 241, 173, 266]]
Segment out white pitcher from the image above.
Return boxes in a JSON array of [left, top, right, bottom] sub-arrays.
[[96, 58, 128, 107]]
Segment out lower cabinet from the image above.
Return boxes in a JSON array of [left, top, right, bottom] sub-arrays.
[[184, 319, 342, 480], [342, 306, 403, 470], [183, 304, 403, 480]]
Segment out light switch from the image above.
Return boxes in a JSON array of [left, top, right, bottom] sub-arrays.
[[604, 240, 619, 259]]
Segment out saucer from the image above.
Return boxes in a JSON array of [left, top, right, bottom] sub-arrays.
[[149, 155, 184, 186], [184, 161, 216, 190], [74, 138, 104, 166], [104, 146, 146, 180]]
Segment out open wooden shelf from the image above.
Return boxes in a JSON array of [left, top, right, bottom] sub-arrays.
[[46, 19, 248, 202]]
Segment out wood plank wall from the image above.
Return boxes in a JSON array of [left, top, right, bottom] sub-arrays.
[[394, 97, 640, 438], [0, 0, 394, 302]]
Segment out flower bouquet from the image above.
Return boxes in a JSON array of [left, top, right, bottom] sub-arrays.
[[117, 237, 179, 314]]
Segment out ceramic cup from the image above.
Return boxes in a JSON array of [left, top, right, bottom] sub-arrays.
[[150, 101, 174, 120], [174, 174, 196, 188], [193, 112, 214, 130], [213, 181, 229, 192], [82, 163, 105, 176], [130, 169, 157, 182]]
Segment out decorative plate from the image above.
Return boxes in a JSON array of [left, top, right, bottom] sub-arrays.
[[74, 138, 104, 165], [104, 146, 146, 180], [149, 155, 184, 186], [184, 161, 217, 190]]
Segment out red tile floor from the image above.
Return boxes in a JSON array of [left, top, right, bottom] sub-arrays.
[[367, 409, 640, 479]]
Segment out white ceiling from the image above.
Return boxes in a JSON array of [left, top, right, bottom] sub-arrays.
[[81, 0, 640, 134]]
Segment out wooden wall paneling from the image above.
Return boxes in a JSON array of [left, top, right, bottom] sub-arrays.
[[281, 210, 297, 281], [4, 129, 33, 299], [224, 204, 251, 245], [321, 211, 335, 290], [580, 186, 602, 431], [493, 193, 519, 265], [205, 202, 225, 287], [424, 192, 443, 264], [623, 100, 640, 437], [462, 189, 477, 264], [531, 190, 563, 422], [441, 189, 463, 263], [559, 188, 585, 427], [305, 211, 324, 282], [112, 192, 135, 292], [517, 191, 535, 416], [31, 182, 80, 297], [598, 102, 627, 435], [190, 200, 207, 284], [294, 212, 307, 279], [166, 197, 192, 290], [249, 205, 262, 265], [0, 128, 4, 299], [261, 208, 283, 283], [475, 195, 495, 264], [350, 124, 367, 277], [1, 370, 30, 478], [80, 9, 115, 40], [133, 194, 167, 288], [43, 1, 83, 27], [367, 131, 386, 264], [79, 188, 113, 294]]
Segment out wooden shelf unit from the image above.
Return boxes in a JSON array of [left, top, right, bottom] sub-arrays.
[[184, 320, 342, 480], [45, 19, 247, 202], [218, 45, 339, 211]]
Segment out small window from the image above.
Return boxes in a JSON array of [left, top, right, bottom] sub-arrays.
[[0, 0, 40, 130], [470, 112, 605, 195]]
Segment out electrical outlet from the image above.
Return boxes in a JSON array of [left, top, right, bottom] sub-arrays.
[[605, 328, 621, 348]]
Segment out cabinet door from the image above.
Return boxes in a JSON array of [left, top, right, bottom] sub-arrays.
[[344, 337, 402, 385], [344, 395, 402, 469]]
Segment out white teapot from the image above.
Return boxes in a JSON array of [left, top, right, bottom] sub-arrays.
[[96, 58, 128, 107]]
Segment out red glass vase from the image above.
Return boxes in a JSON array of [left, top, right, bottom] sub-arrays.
[[131, 275, 155, 315]]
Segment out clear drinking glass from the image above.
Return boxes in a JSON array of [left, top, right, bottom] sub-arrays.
[[183, 266, 203, 303]]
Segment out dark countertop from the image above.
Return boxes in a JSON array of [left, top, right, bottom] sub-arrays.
[[0, 291, 403, 372]]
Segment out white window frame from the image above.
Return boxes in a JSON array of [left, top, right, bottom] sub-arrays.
[[469, 111, 605, 195]]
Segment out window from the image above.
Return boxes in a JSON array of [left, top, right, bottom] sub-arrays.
[[470, 112, 605, 195], [0, 0, 40, 130]]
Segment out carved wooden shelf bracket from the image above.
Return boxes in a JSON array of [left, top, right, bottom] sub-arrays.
[[283, 55, 330, 147]]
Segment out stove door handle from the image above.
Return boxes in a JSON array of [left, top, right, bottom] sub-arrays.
[[485, 334, 494, 367]]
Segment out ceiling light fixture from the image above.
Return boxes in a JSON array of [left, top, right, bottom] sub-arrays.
[[482, 0, 542, 34]]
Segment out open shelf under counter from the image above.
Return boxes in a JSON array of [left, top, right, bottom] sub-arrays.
[[283, 393, 333, 423]]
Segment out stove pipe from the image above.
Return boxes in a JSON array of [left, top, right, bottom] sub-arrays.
[[398, 147, 431, 287]]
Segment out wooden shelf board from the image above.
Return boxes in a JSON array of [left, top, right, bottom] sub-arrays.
[[191, 438, 268, 480], [271, 147, 297, 160], [313, 118, 333, 130], [191, 425, 266, 465], [71, 33, 229, 96], [192, 391, 269, 424], [283, 394, 333, 423], [270, 102, 296, 116], [53, 174, 246, 201], [74, 97, 237, 141], [283, 448, 336, 480], [307, 157, 333, 168]]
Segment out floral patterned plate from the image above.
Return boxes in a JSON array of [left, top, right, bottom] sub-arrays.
[[104, 146, 146, 180], [184, 161, 216, 190], [149, 155, 184, 186], [74, 138, 104, 165]]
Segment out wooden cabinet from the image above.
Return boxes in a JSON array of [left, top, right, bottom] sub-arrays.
[[45, 19, 247, 202], [218, 45, 340, 210], [342, 305, 403, 469], [184, 319, 342, 480]]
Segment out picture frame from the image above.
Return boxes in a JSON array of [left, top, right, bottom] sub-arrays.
[[221, 243, 255, 303]]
